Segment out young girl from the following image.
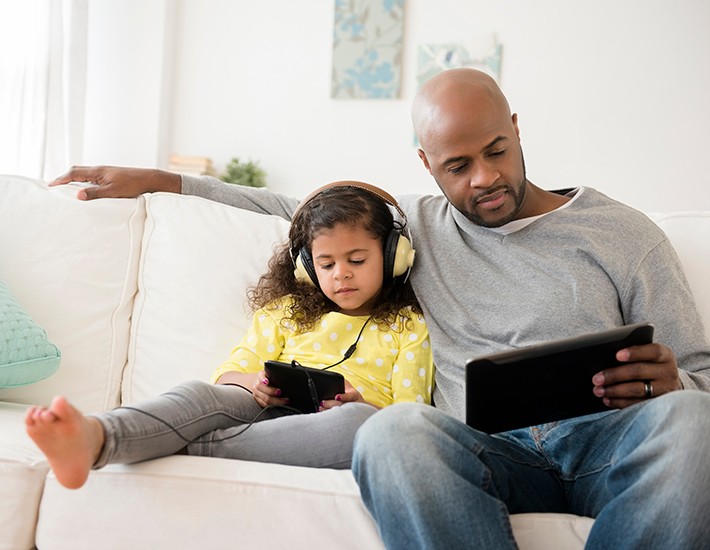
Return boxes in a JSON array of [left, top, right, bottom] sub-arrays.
[[25, 181, 434, 489]]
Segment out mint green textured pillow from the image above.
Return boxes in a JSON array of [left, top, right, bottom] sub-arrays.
[[0, 280, 61, 388]]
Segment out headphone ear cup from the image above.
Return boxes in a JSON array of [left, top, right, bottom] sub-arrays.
[[294, 247, 319, 287], [383, 231, 416, 282]]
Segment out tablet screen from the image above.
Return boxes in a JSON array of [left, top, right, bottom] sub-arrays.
[[465, 323, 654, 433]]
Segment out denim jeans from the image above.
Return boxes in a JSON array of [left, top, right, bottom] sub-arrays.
[[352, 391, 710, 549], [93, 380, 377, 469]]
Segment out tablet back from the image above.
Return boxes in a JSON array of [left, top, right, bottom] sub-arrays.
[[465, 323, 654, 433]]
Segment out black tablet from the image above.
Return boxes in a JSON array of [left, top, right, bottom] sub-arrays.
[[264, 360, 345, 414], [465, 323, 654, 433]]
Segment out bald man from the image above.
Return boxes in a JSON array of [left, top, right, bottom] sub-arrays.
[[52, 69, 710, 548]]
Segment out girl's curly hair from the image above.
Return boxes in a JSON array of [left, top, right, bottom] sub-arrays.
[[247, 185, 422, 333]]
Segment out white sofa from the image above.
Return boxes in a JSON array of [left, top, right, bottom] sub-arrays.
[[1, 174, 708, 550]]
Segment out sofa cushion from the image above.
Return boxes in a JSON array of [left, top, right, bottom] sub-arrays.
[[34, 454, 594, 550], [0, 402, 49, 550], [0, 177, 145, 412], [511, 513, 593, 549], [0, 279, 61, 388], [35, 456, 385, 550], [121, 192, 290, 403]]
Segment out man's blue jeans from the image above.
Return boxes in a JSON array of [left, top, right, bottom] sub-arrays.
[[352, 391, 710, 549]]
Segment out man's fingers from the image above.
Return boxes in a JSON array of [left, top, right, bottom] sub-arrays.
[[49, 165, 104, 187], [616, 343, 673, 364], [80, 184, 114, 201], [49, 166, 181, 199], [49, 166, 122, 200]]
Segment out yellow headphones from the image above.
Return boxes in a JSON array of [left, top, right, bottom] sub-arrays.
[[291, 181, 415, 288]]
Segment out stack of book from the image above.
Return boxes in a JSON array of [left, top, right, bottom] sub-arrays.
[[168, 155, 217, 177]]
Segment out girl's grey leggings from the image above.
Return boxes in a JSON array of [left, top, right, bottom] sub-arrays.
[[92, 380, 378, 470]]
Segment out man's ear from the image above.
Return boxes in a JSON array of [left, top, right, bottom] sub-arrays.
[[417, 149, 432, 174], [512, 113, 520, 140]]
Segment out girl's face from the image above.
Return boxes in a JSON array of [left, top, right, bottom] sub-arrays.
[[310, 222, 384, 316]]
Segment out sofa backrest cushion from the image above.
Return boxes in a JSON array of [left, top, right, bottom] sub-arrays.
[[0, 177, 145, 411], [121, 192, 290, 404], [121, 200, 709, 404]]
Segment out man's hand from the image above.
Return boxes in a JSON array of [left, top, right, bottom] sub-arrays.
[[592, 343, 683, 408], [50, 165, 181, 200], [320, 380, 375, 410]]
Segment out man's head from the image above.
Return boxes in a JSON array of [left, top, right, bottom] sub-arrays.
[[412, 68, 529, 227]]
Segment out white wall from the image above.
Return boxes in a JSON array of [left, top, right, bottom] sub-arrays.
[[82, 0, 175, 168], [82, 0, 710, 212]]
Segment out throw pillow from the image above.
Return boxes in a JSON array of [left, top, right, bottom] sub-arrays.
[[0, 279, 61, 388]]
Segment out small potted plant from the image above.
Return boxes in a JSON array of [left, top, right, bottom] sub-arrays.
[[221, 157, 267, 187]]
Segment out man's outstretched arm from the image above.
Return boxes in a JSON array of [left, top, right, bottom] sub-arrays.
[[50, 165, 299, 219], [51, 165, 181, 200], [180, 173, 298, 218]]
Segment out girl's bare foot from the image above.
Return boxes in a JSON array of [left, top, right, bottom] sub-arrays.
[[25, 396, 105, 489]]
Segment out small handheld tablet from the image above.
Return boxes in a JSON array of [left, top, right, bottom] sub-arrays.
[[465, 323, 654, 433], [264, 360, 345, 414]]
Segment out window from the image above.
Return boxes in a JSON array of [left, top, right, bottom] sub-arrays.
[[0, 0, 87, 179]]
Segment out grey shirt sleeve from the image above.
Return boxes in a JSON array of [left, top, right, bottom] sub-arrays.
[[181, 174, 300, 220], [631, 239, 710, 391]]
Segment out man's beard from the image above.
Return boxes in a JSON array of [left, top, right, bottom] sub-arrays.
[[461, 151, 528, 228]]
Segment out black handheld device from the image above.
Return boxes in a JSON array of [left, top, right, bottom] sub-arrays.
[[264, 360, 345, 414], [465, 323, 655, 433]]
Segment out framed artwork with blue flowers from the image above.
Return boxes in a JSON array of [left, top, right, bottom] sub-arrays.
[[331, 0, 405, 99]]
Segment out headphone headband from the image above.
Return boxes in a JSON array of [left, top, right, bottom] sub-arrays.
[[293, 180, 407, 222]]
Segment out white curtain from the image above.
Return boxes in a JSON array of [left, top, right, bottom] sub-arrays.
[[0, 0, 88, 180]]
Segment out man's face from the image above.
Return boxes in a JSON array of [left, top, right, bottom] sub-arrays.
[[418, 110, 528, 228]]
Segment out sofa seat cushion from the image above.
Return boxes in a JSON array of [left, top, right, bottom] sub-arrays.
[[34, 453, 594, 550], [0, 177, 146, 412], [35, 455, 384, 550], [511, 513, 593, 549], [0, 402, 49, 550]]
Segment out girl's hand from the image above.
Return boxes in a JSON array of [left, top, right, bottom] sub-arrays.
[[251, 370, 290, 408], [320, 380, 369, 410], [216, 370, 289, 409]]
